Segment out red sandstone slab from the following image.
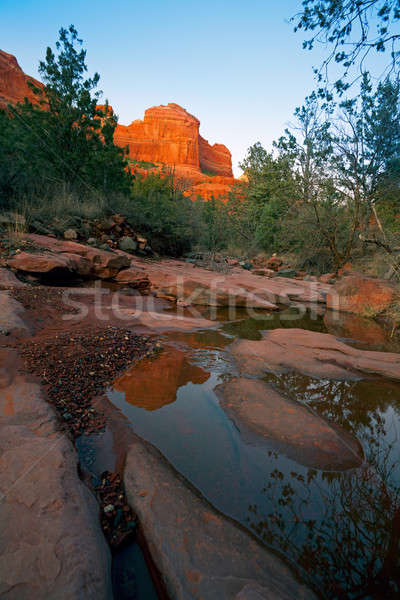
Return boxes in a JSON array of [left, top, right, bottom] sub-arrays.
[[124, 433, 316, 600], [231, 328, 400, 381], [216, 377, 363, 471]]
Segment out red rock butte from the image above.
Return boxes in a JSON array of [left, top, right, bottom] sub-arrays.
[[0, 49, 41, 108], [0, 49, 237, 199], [113, 103, 237, 199]]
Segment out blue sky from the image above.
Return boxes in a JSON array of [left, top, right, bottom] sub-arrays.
[[1, 1, 344, 175]]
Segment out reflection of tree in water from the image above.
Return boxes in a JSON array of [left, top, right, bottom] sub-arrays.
[[247, 374, 400, 598], [248, 447, 400, 598], [221, 309, 327, 341], [263, 372, 400, 442]]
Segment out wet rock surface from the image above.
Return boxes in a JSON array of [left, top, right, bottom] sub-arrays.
[[231, 328, 400, 381], [216, 377, 363, 470], [123, 433, 316, 600], [0, 352, 112, 599]]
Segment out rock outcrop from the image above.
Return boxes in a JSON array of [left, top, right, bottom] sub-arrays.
[[0, 268, 25, 289], [114, 103, 236, 199], [0, 291, 29, 333], [0, 364, 113, 599], [0, 50, 41, 108]]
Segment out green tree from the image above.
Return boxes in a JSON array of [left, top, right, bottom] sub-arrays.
[[278, 78, 400, 272], [228, 144, 297, 253], [0, 25, 130, 207]]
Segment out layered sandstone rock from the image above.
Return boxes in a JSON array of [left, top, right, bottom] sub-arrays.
[[114, 103, 236, 199], [115, 103, 201, 171], [0, 50, 42, 108], [199, 135, 233, 176], [0, 299, 112, 599]]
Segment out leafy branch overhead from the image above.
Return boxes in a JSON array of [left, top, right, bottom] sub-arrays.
[[293, 0, 400, 92]]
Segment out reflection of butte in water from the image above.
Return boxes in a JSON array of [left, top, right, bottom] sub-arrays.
[[114, 348, 209, 411]]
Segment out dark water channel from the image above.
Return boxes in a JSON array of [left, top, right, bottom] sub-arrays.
[[107, 306, 400, 599]]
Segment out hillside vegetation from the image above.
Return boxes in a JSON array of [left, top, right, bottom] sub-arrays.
[[1, 25, 399, 278]]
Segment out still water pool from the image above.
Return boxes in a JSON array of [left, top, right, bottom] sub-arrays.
[[108, 307, 400, 599]]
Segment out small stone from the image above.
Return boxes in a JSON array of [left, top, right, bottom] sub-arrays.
[[104, 504, 114, 514], [64, 229, 78, 240]]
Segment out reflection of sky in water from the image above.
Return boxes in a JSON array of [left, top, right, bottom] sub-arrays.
[[108, 318, 400, 596]]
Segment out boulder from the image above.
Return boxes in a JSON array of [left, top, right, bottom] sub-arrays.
[[266, 256, 283, 271], [216, 378, 363, 470], [0, 353, 112, 599], [327, 274, 398, 316], [118, 236, 137, 253], [319, 273, 335, 284], [0, 268, 25, 289], [231, 328, 400, 381], [251, 268, 275, 278], [135, 235, 147, 251], [124, 434, 316, 600], [8, 236, 130, 280], [83, 248, 129, 279], [7, 251, 92, 277]]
